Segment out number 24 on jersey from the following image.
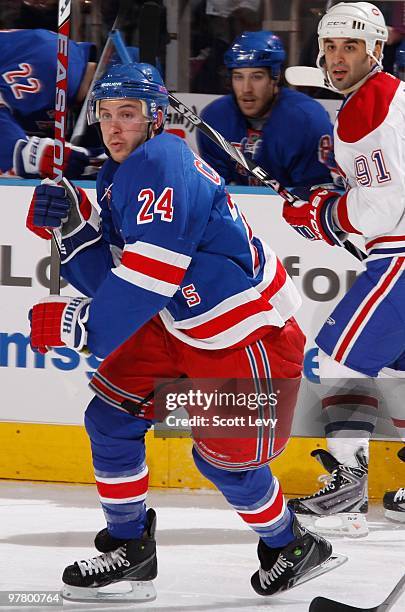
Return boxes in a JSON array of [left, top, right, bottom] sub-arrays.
[[137, 187, 174, 224]]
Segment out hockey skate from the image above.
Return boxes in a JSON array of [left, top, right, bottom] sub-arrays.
[[384, 448, 405, 522], [61, 508, 157, 603], [287, 448, 369, 537], [251, 517, 347, 596], [383, 488, 405, 522]]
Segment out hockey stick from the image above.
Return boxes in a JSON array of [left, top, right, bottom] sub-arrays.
[[167, 94, 366, 262], [109, 29, 365, 262], [309, 572, 405, 611], [70, 0, 133, 145], [50, 0, 72, 295], [285, 66, 332, 90]]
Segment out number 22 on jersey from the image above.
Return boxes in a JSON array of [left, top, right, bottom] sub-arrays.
[[2, 63, 40, 99]]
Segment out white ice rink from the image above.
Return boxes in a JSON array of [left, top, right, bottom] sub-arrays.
[[1, 481, 404, 612]]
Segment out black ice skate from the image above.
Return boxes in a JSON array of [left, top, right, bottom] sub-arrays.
[[287, 448, 369, 537], [383, 488, 405, 522], [384, 447, 405, 522], [251, 517, 346, 596], [61, 508, 157, 603]]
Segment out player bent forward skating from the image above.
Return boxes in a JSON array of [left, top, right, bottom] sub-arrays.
[[26, 61, 346, 601]]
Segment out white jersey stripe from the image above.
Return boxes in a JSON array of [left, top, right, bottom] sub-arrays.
[[112, 265, 179, 297], [125, 241, 191, 268]]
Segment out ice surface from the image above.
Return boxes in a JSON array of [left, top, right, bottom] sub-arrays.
[[0, 481, 404, 612]]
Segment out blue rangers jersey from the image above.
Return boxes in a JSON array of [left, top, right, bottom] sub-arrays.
[[0, 29, 93, 173], [61, 133, 301, 358], [197, 88, 335, 187]]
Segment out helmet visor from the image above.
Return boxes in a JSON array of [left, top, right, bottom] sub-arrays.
[[88, 95, 151, 127]]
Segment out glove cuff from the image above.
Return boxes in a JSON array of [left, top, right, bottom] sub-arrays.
[[60, 297, 91, 351], [319, 195, 342, 246]]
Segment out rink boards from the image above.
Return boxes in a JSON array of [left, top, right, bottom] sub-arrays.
[[0, 179, 402, 496]]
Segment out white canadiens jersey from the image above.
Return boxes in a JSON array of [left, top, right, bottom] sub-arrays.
[[333, 71, 405, 260]]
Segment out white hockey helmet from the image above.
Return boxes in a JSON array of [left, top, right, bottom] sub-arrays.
[[317, 2, 388, 68]]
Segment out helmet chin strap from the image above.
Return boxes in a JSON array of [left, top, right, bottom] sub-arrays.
[[323, 60, 381, 96]]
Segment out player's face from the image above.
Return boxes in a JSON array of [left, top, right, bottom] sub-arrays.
[[323, 38, 375, 90], [232, 68, 278, 118], [98, 99, 149, 162]]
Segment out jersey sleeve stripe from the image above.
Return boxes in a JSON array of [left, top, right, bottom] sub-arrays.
[[125, 241, 192, 268], [366, 235, 405, 249], [121, 251, 186, 285], [112, 266, 179, 297]]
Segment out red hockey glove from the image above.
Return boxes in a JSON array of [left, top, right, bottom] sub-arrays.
[[30, 296, 91, 354], [282, 187, 342, 246], [14, 136, 91, 179]]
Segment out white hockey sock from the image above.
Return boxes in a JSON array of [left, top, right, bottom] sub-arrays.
[[327, 437, 369, 467]]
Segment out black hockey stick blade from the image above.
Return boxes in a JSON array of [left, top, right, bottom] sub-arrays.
[[168, 93, 366, 262], [309, 572, 405, 612], [139, 1, 164, 65]]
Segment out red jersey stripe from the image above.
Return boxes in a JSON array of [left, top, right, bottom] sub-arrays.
[[366, 235, 405, 249], [335, 258, 405, 363], [183, 260, 286, 340], [121, 251, 186, 285]]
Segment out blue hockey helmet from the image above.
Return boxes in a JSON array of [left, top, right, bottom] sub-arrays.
[[224, 31, 286, 78], [87, 62, 169, 125]]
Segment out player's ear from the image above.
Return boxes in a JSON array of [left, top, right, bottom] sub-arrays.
[[153, 109, 165, 134], [374, 41, 383, 60]]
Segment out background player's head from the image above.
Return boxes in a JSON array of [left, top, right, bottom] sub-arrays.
[[87, 62, 169, 163], [317, 1, 388, 93], [224, 31, 286, 120]]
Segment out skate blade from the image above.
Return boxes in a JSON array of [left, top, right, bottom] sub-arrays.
[[300, 513, 369, 538], [292, 553, 348, 590], [385, 509, 405, 523], [61, 580, 157, 603]]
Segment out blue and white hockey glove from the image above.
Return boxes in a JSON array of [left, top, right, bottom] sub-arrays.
[[30, 296, 91, 354], [282, 187, 343, 246], [26, 179, 102, 263], [14, 136, 91, 179]]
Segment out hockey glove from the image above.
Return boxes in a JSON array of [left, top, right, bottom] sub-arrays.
[[26, 179, 101, 263], [14, 136, 91, 179], [30, 296, 91, 354], [282, 187, 343, 246]]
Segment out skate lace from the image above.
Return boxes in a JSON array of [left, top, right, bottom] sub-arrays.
[[394, 488, 405, 502], [259, 555, 294, 589], [77, 546, 131, 577], [300, 470, 338, 498]]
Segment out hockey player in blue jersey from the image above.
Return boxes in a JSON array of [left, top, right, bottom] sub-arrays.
[[26, 61, 340, 602], [196, 30, 335, 187], [0, 28, 97, 179]]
